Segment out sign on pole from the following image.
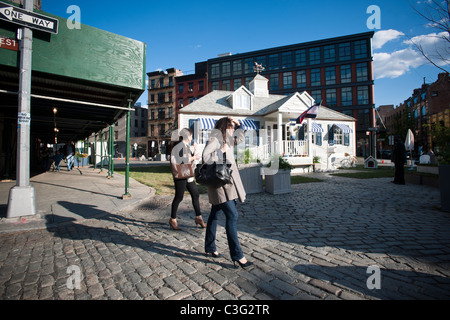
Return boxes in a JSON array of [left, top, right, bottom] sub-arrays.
[[0, 1, 59, 34]]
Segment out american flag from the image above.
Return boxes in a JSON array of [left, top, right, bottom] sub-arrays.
[[296, 104, 320, 125]]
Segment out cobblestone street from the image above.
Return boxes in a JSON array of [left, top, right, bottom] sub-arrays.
[[1, 173, 450, 300]]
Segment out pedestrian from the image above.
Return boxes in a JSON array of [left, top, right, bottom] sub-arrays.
[[202, 117, 253, 269], [391, 135, 406, 185], [169, 128, 206, 230], [52, 150, 64, 172], [63, 140, 75, 171], [40, 145, 51, 172]]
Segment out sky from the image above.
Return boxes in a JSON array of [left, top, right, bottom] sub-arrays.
[[41, 0, 449, 109]]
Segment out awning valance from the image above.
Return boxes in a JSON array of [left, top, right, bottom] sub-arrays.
[[198, 118, 216, 130], [334, 123, 353, 133], [239, 119, 259, 131], [310, 122, 324, 133]]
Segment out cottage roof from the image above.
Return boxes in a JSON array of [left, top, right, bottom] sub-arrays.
[[180, 89, 356, 122]]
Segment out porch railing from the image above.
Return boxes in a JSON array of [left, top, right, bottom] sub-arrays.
[[283, 140, 308, 157], [241, 140, 308, 163]]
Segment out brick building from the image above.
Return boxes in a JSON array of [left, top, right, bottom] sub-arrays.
[[147, 68, 182, 157], [200, 32, 376, 157]]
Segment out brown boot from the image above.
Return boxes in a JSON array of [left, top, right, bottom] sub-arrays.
[[169, 218, 181, 230], [195, 216, 206, 228]]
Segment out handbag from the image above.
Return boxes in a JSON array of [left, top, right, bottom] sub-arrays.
[[171, 160, 195, 180], [195, 162, 232, 188]]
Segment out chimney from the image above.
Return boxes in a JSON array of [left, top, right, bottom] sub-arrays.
[[249, 74, 269, 97]]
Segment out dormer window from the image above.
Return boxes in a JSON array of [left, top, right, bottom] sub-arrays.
[[236, 95, 251, 110]]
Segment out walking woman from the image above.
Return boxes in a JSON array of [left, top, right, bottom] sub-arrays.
[[169, 128, 206, 230], [202, 117, 253, 268]]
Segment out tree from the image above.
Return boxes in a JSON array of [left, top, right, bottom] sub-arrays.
[[410, 0, 450, 73]]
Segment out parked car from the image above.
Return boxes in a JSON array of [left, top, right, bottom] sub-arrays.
[[381, 150, 392, 159]]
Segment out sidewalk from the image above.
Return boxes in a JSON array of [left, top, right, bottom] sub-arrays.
[[0, 165, 153, 233], [0, 167, 450, 300]]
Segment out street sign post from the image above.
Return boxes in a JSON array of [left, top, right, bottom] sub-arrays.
[[0, 1, 59, 34]]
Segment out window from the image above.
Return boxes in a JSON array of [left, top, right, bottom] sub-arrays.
[[150, 125, 154, 136], [211, 82, 219, 90], [295, 49, 306, 66], [244, 58, 254, 74], [159, 77, 164, 88], [340, 65, 352, 83], [356, 63, 368, 82], [310, 90, 322, 104], [357, 86, 369, 105], [324, 45, 336, 63], [188, 82, 194, 91], [325, 67, 336, 85], [168, 91, 173, 102], [158, 108, 165, 119], [244, 77, 253, 89], [233, 60, 242, 75], [270, 74, 279, 90], [326, 89, 337, 106], [178, 84, 184, 94], [178, 98, 183, 108], [150, 94, 155, 104], [222, 80, 230, 91], [222, 62, 231, 77], [211, 63, 220, 79], [333, 126, 344, 145], [339, 42, 351, 61], [358, 109, 370, 130], [158, 92, 165, 103], [235, 95, 251, 110], [150, 109, 155, 120], [421, 106, 427, 117], [169, 77, 173, 87], [198, 80, 204, 91], [283, 72, 292, 89], [296, 70, 307, 87], [309, 47, 321, 65], [159, 124, 165, 135], [354, 40, 367, 59], [310, 68, 321, 86], [233, 79, 242, 90], [341, 87, 353, 106], [281, 52, 292, 69], [268, 54, 279, 70], [168, 107, 173, 118]]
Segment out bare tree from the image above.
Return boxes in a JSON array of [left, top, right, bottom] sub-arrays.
[[410, 0, 450, 73]]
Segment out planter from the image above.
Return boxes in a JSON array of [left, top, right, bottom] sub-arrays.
[[439, 165, 450, 212], [74, 157, 88, 167], [154, 154, 166, 161], [238, 163, 263, 194], [417, 165, 439, 175], [265, 169, 292, 195]]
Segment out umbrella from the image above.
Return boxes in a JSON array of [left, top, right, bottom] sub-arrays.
[[405, 129, 415, 170], [405, 129, 414, 151]]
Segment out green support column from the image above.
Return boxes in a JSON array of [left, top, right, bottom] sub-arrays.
[[111, 124, 115, 178], [94, 133, 97, 170], [107, 126, 113, 179], [100, 131, 104, 173], [123, 100, 132, 199]]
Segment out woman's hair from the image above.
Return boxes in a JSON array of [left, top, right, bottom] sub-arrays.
[[213, 117, 233, 143], [179, 128, 193, 142]]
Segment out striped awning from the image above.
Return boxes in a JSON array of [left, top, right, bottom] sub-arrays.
[[334, 123, 353, 133], [310, 122, 324, 133], [198, 118, 216, 130], [239, 119, 259, 131]]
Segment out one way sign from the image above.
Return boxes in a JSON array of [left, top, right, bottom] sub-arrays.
[[0, 1, 58, 34]]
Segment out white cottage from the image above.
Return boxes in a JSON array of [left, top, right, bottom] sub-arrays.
[[178, 75, 356, 172]]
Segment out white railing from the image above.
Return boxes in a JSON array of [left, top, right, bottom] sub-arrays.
[[283, 140, 308, 157]]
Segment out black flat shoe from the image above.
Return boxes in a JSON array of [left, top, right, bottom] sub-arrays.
[[233, 259, 254, 269], [205, 252, 222, 258]]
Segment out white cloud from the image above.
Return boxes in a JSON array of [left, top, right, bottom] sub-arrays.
[[404, 32, 450, 67], [373, 29, 405, 49], [373, 48, 425, 79]]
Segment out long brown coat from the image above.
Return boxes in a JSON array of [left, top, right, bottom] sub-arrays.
[[202, 133, 246, 205]]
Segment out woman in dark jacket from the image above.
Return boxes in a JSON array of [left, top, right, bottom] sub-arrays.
[[202, 117, 253, 269], [169, 128, 206, 230]]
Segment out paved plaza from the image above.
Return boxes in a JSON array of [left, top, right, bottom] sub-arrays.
[[0, 167, 450, 300]]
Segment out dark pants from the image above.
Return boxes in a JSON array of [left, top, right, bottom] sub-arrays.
[[171, 179, 201, 219], [394, 162, 405, 184], [205, 200, 244, 262]]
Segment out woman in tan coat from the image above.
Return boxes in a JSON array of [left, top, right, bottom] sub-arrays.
[[202, 117, 253, 268]]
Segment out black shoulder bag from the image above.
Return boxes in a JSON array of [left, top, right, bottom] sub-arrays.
[[195, 150, 232, 188]]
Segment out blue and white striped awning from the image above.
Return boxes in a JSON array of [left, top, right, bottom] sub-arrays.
[[239, 119, 259, 131], [310, 122, 324, 133], [198, 118, 216, 130], [334, 123, 353, 133]]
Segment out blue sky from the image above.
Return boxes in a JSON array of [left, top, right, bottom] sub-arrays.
[[42, 0, 448, 108]]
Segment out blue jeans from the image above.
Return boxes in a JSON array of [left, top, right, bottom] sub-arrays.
[[205, 200, 244, 262], [66, 154, 74, 170]]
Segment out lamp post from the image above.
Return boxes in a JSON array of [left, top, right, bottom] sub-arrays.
[[123, 99, 132, 199]]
